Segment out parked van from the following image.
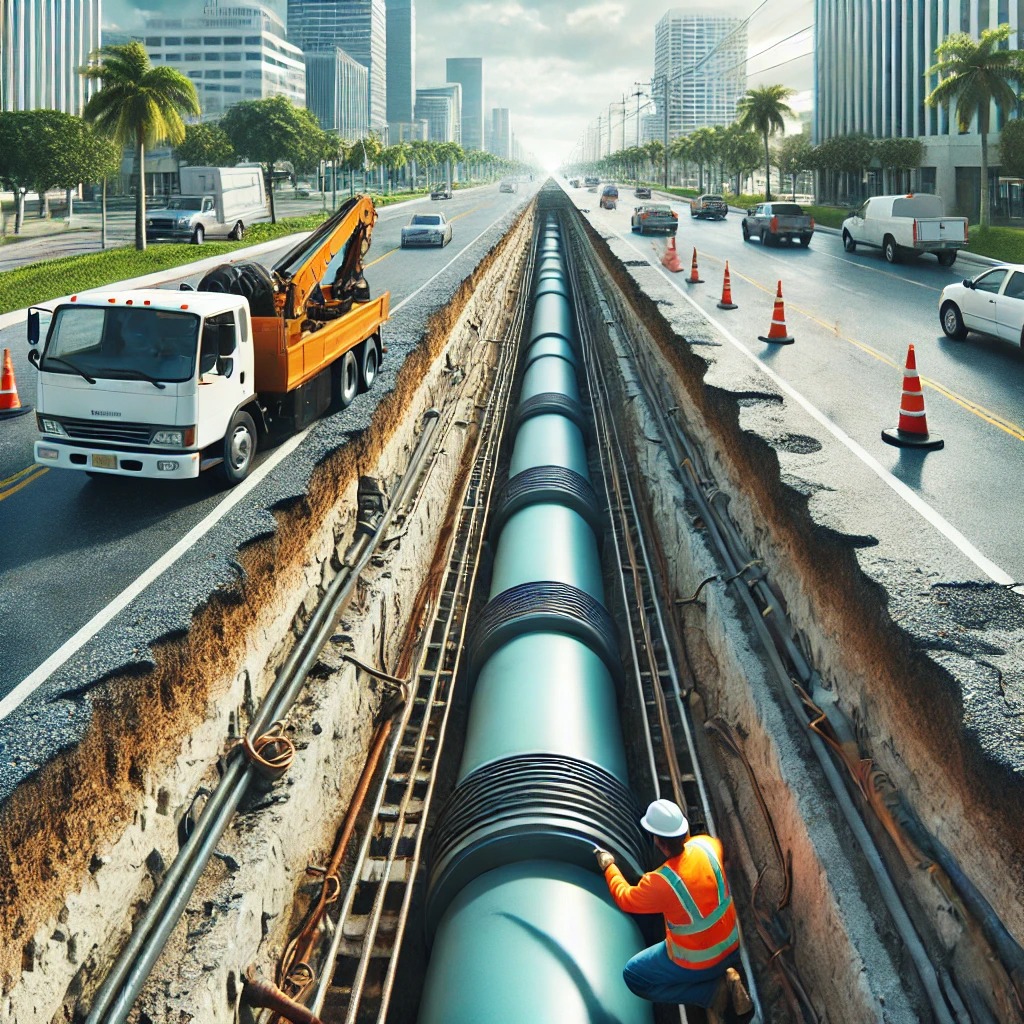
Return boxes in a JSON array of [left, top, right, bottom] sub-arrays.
[[146, 166, 269, 245]]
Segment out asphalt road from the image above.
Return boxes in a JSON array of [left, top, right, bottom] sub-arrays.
[[0, 183, 533, 699], [572, 182, 1024, 587]]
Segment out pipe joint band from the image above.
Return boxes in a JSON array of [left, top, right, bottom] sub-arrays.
[[469, 580, 621, 682], [513, 392, 589, 436], [491, 466, 604, 537], [425, 753, 649, 935]]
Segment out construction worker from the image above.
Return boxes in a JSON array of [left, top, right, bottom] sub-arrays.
[[595, 799, 752, 1022]]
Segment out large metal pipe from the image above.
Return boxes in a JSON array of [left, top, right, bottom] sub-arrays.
[[418, 212, 654, 1024]]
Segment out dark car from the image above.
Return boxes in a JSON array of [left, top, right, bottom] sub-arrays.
[[691, 194, 728, 220], [634, 186, 652, 199], [600, 185, 619, 210], [631, 203, 678, 235], [742, 202, 814, 246], [431, 186, 453, 200]]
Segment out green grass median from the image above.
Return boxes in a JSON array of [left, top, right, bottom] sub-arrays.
[[0, 192, 434, 315]]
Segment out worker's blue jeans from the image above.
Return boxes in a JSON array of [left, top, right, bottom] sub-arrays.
[[623, 943, 741, 1007]]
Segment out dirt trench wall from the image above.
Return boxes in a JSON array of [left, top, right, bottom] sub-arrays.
[[0, 201, 534, 1024]]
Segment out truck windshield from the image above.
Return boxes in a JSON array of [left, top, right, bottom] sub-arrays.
[[165, 197, 204, 211], [41, 306, 200, 384]]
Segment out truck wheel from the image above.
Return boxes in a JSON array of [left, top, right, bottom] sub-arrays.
[[937, 250, 957, 267], [799, 235, 811, 247], [192, 224, 205, 245], [940, 302, 968, 340], [219, 411, 257, 485], [334, 351, 359, 409], [359, 338, 380, 392], [229, 221, 244, 241], [883, 235, 900, 263], [843, 231, 856, 253]]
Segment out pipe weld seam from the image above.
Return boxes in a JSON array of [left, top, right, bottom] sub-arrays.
[[512, 392, 590, 437], [490, 465, 603, 537]]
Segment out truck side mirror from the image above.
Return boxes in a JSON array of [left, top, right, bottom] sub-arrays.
[[27, 309, 40, 344], [27, 348, 40, 368]]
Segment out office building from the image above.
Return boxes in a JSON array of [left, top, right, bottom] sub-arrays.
[[1, 0, 101, 113], [489, 107, 511, 159], [446, 57, 484, 151], [288, 0, 387, 129], [386, 0, 414, 124], [305, 47, 368, 140], [814, 0, 1019, 218], [415, 83, 462, 143], [654, 7, 747, 139], [389, 119, 427, 141], [140, 3, 305, 120]]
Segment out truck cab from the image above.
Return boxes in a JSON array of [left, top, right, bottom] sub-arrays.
[[30, 291, 259, 483]]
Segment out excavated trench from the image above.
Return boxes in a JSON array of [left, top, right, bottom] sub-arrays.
[[6, 184, 1023, 1024]]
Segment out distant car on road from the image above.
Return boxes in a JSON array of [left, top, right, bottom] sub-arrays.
[[690, 194, 728, 220], [569, 178, 582, 188], [842, 193, 966, 265], [600, 185, 619, 210], [499, 178, 518, 193], [634, 186, 652, 199], [742, 202, 815, 246], [584, 176, 600, 187], [430, 186, 453, 201], [939, 265, 1024, 343], [401, 213, 453, 248], [631, 203, 678, 235]]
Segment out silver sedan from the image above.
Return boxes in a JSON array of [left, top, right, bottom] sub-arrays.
[[400, 213, 453, 248]]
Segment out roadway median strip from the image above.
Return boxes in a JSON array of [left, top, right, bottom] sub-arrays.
[[614, 225, 1015, 587]]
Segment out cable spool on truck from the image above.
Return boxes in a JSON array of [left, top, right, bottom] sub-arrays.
[[27, 195, 389, 485]]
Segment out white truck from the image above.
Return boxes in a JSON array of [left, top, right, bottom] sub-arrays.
[[27, 196, 389, 486], [145, 166, 269, 245], [841, 193, 968, 266]]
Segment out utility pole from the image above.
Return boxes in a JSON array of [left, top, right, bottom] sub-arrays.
[[632, 83, 644, 149]]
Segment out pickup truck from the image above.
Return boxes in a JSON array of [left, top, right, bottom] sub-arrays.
[[742, 202, 814, 246], [28, 196, 388, 486], [841, 193, 967, 265]]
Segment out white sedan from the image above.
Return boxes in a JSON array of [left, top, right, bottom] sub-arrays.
[[401, 213, 453, 248], [939, 265, 1024, 343]]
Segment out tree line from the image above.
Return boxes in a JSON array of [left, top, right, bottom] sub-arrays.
[[0, 42, 529, 249]]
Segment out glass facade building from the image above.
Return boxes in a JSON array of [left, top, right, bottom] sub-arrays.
[[287, 0, 387, 129], [415, 83, 462, 143], [446, 57, 484, 152], [489, 107, 511, 159], [1, 0, 102, 113], [653, 6, 747, 138], [386, 0, 414, 124], [305, 46, 369, 140], [141, 4, 305, 120]]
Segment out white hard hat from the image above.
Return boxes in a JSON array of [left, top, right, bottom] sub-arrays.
[[640, 799, 689, 838]]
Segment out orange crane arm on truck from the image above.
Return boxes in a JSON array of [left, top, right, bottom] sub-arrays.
[[201, 194, 390, 399]]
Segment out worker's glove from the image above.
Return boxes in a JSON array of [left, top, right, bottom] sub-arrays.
[[594, 847, 616, 871]]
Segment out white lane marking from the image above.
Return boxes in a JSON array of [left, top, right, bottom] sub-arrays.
[[0, 195, 520, 720], [613, 226, 1015, 587], [0, 428, 309, 722]]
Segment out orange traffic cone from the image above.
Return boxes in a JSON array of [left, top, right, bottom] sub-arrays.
[[0, 348, 30, 419], [717, 261, 737, 310], [661, 237, 683, 273], [882, 344, 943, 450], [686, 247, 704, 284], [758, 281, 795, 345]]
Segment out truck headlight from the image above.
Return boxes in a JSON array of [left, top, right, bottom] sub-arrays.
[[39, 417, 68, 436], [153, 427, 195, 447]]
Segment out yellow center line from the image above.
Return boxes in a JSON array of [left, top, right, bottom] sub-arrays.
[[365, 247, 399, 268], [0, 464, 39, 489], [0, 466, 48, 502], [694, 248, 1024, 444]]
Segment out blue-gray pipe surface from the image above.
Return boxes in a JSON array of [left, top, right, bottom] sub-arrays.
[[418, 212, 653, 1024]]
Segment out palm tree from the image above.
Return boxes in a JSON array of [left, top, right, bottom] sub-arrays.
[[736, 84, 795, 201], [688, 127, 718, 192], [79, 42, 199, 250], [926, 23, 1024, 228]]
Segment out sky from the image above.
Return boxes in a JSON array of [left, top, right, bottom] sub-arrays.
[[103, 0, 815, 168]]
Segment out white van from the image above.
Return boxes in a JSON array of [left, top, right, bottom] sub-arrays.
[[841, 193, 967, 266], [146, 166, 269, 244]]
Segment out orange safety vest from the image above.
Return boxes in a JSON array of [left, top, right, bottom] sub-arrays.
[[655, 836, 739, 969]]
